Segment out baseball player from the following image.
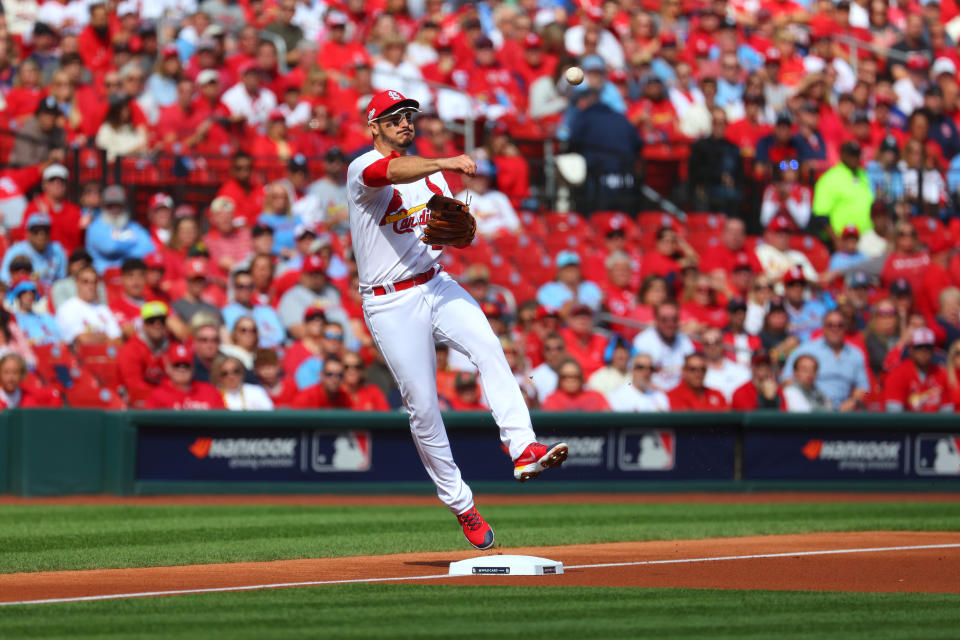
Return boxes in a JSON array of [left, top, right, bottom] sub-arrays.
[[347, 89, 567, 550]]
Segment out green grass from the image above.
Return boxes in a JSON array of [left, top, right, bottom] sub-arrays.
[[3, 501, 960, 573], [1, 585, 958, 639]]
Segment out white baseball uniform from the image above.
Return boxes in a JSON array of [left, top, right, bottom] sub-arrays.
[[347, 148, 537, 515]]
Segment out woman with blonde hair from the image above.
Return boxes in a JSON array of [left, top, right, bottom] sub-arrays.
[[212, 354, 274, 411], [219, 316, 259, 370]]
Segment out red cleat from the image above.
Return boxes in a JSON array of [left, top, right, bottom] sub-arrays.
[[457, 506, 495, 550], [513, 442, 568, 482]]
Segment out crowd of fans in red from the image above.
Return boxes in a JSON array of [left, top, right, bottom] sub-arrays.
[[0, 0, 958, 413]]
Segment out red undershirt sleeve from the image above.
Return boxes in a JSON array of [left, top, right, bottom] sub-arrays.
[[361, 152, 400, 187]]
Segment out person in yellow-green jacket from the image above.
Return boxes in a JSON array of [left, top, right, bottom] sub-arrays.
[[811, 141, 874, 246]]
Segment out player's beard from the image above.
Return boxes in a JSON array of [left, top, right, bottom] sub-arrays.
[[379, 124, 414, 150]]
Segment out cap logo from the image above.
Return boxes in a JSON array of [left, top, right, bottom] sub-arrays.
[[388, 90, 402, 100], [368, 107, 376, 120]]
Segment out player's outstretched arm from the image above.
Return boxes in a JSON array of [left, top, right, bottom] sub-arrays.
[[386, 154, 477, 184]]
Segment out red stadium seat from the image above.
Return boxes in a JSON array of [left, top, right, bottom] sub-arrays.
[[788, 234, 832, 273], [31, 343, 80, 388], [74, 343, 121, 390], [685, 212, 726, 232], [589, 211, 638, 241], [913, 215, 946, 251]]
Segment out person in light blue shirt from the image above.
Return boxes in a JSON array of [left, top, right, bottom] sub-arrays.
[[827, 225, 868, 273], [0, 212, 67, 288], [257, 182, 303, 256], [85, 186, 155, 274], [145, 45, 181, 107], [536, 250, 603, 312], [781, 266, 830, 342], [781, 310, 870, 410], [7, 279, 60, 345], [867, 136, 905, 205], [221, 269, 287, 349]]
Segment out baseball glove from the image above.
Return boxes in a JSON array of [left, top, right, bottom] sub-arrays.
[[421, 194, 476, 248]]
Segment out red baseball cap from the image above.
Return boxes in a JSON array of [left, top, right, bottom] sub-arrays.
[[585, 5, 603, 21], [238, 60, 259, 76], [304, 301, 327, 322], [524, 32, 542, 48], [166, 343, 193, 365], [732, 251, 755, 272], [434, 34, 453, 50], [764, 47, 782, 63], [149, 192, 173, 210], [302, 254, 327, 274], [783, 265, 806, 285], [185, 257, 207, 279], [910, 327, 936, 346], [535, 305, 560, 320], [144, 253, 165, 271], [608, 69, 627, 84], [161, 44, 179, 58], [603, 213, 629, 235], [268, 108, 286, 122], [841, 224, 860, 239], [660, 31, 677, 46], [906, 53, 929, 71], [366, 89, 420, 123], [768, 213, 796, 232]]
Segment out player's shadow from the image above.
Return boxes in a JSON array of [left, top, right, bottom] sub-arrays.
[[404, 561, 454, 568]]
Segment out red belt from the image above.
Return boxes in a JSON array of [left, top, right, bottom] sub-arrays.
[[372, 267, 439, 296]]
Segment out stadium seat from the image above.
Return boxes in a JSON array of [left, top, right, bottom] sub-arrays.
[[788, 234, 832, 273], [31, 343, 80, 388], [75, 343, 122, 390], [913, 215, 946, 251], [685, 212, 726, 231]]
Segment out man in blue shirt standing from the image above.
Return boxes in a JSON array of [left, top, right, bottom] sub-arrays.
[[0, 212, 67, 288], [781, 310, 870, 411]]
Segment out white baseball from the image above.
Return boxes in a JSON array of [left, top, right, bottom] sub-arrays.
[[565, 66, 585, 86]]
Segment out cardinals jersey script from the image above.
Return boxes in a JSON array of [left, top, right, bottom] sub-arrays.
[[346, 149, 453, 290]]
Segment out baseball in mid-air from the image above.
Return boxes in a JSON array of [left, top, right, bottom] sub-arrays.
[[566, 66, 584, 85]]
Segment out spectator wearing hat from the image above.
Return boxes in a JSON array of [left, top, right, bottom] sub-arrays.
[[559, 304, 608, 379], [54, 266, 122, 347], [85, 185, 155, 274], [667, 352, 729, 411], [723, 296, 762, 367], [760, 157, 812, 230], [222, 270, 285, 349], [755, 213, 819, 284], [277, 254, 351, 343], [95, 93, 149, 163], [781, 353, 831, 412], [154, 78, 231, 154], [296, 148, 349, 231], [881, 220, 930, 292], [212, 354, 274, 411], [21, 163, 83, 254], [0, 354, 61, 410], [754, 111, 801, 180], [780, 265, 829, 342], [606, 352, 669, 412], [632, 301, 696, 392], [0, 212, 67, 289], [782, 310, 870, 410], [447, 371, 488, 411], [689, 107, 744, 217], [116, 300, 171, 406], [453, 158, 520, 238], [826, 225, 868, 274], [866, 136, 905, 207], [142, 192, 175, 248], [628, 76, 681, 144], [759, 296, 797, 362], [145, 343, 225, 410], [8, 280, 60, 345], [290, 355, 354, 409], [894, 50, 931, 115], [884, 328, 952, 412], [701, 327, 751, 403], [214, 152, 265, 228], [731, 350, 783, 410], [172, 257, 224, 327], [542, 357, 611, 411], [811, 141, 874, 244], [107, 258, 151, 338], [200, 197, 249, 280], [220, 59, 278, 127], [9, 96, 66, 168], [536, 250, 603, 314]]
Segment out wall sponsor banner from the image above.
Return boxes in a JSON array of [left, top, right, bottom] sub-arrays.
[[915, 434, 960, 476], [744, 431, 910, 479]]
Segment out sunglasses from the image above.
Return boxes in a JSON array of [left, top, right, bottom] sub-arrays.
[[824, 322, 845, 329], [559, 373, 582, 380], [323, 370, 343, 378], [779, 160, 800, 171], [875, 309, 896, 317], [144, 316, 166, 325], [172, 362, 193, 370], [324, 332, 343, 340], [378, 110, 417, 127], [685, 366, 707, 373], [237, 326, 257, 334], [633, 364, 653, 371], [222, 367, 243, 376], [234, 283, 254, 290]]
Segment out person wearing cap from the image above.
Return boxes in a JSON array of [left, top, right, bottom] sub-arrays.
[[884, 327, 952, 412], [453, 157, 520, 237], [290, 355, 354, 409], [54, 265, 123, 347], [85, 185, 154, 274], [107, 258, 152, 338], [780, 265, 829, 342], [0, 211, 67, 288], [666, 352, 729, 411], [171, 257, 224, 327], [755, 213, 819, 284], [606, 352, 669, 412], [300, 148, 349, 231], [220, 57, 278, 127], [826, 225, 868, 274], [8, 279, 60, 346], [116, 300, 172, 406], [9, 95, 67, 168], [781, 309, 870, 410], [730, 350, 783, 410], [754, 111, 800, 181], [277, 254, 352, 344], [145, 342, 226, 410], [445, 371, 487, 411], [317, 10, 371, 79], [215, 152, 266, 228], [536, 250, 604, 313], [222, 270, 285, 349]]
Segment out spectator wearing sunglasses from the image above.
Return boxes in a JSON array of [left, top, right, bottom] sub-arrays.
[[666, 352, 728, 411], [222, 269, 285, 349], [606, 353, 669, 412], [541, 358, 610, 411], [54, 266, 123, 347], [213, 354, 274, 411], [340, 351, 388, 411], [731, 350, 783, 410], [145, 343, 225, 410], [291, 355, 354, 409], [117, 301, 171, 406], [883, 328, 953, 413], [1, 212, 67, 289]]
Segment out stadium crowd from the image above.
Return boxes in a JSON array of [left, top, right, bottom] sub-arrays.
[[0, 0, 958, 412]]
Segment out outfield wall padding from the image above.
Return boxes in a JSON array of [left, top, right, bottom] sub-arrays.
[[2, 409, 959, 496]]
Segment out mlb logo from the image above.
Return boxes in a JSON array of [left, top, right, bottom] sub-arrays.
[[915, 434, 960, 476], [618, 429, 675, 471], [310, 431, 372, 472]]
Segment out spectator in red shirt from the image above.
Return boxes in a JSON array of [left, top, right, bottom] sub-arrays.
[[215, 152, 265, 228], [681, 273, 728, 331], [341, 350, 388, 411], [725, 93, 773, 161], [884, 327, 953, 412], [700, 218, 762, 277], [731, 350, 783, 410], [108, 258, 149, 338], [22, 163, 84, 253], [145, 342, 226, 410], [640, 226, 699, 292], [667, 352, 730, 411], [881, 220, 930, 291], [291, 355, 354, 409], [559, 304, 608, 378], [204, 197, 253, 283], [449, 371, 488, 411], [253, 348, 298, 408], [0, 353, 62, 409], [117, 300, 170, 407], [77, 3, 114, 77], [542, 358, 611, 411], [947, 341, 960, 412]]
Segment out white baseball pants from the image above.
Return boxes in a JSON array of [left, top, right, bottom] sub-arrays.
[[363, 271, 537, 515]]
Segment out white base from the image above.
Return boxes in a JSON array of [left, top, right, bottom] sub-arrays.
[[448, 554, 564, 576]]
